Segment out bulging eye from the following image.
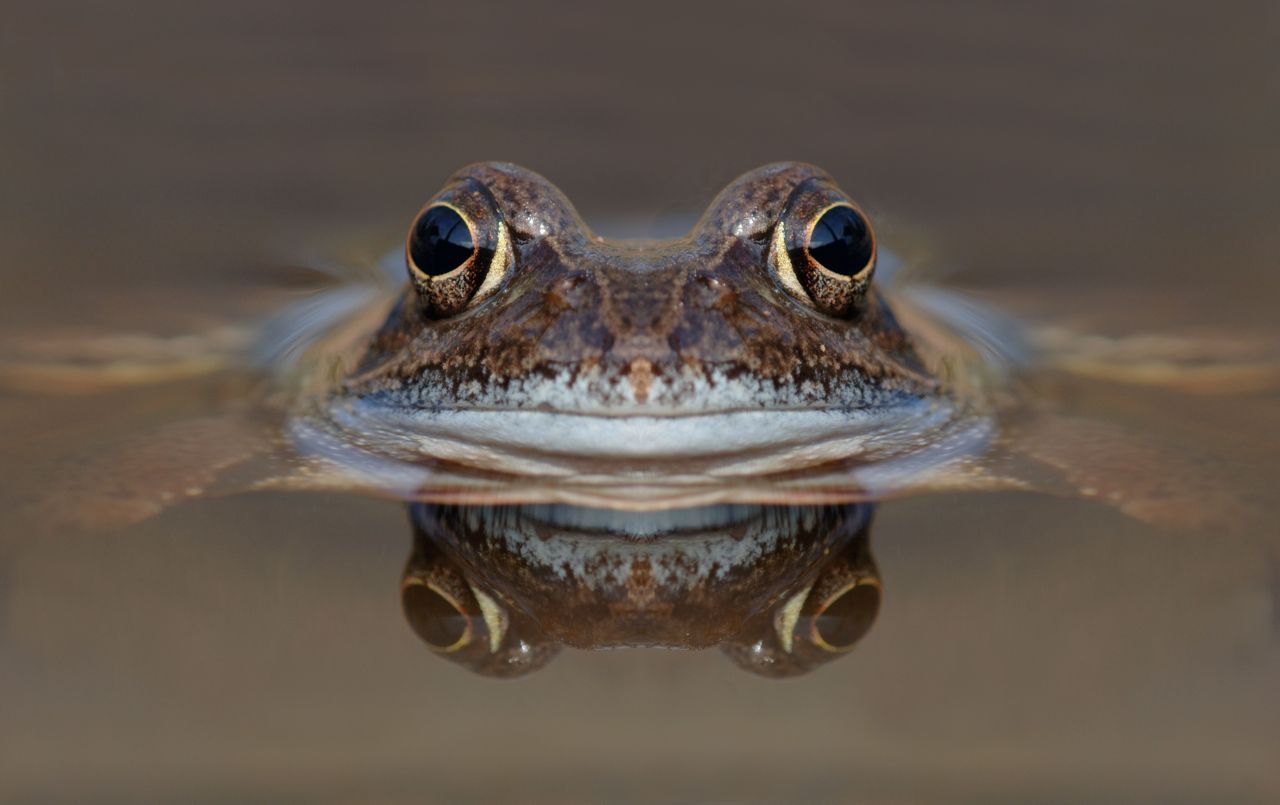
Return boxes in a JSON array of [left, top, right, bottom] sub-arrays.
[[400, 516, 561, 678], [409, 205, 477, 277], [406, 195, 510, 317], [721, 504, 879, 677], [402, 577, 474, 653], [772, 193, 877, 318], [804, 205, 874, 279]]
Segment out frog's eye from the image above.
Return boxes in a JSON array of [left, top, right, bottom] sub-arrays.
[[721, 576, 881, 677], [406, 199, 510, 317], [401, 576, 474, 653], [401, 551, 559, 678], [409, 205, 475, 278], [721, 517, 879, 677], [807, 577, 881, 653], [772, 198, 876, 317], [804, 205, 875, 279]]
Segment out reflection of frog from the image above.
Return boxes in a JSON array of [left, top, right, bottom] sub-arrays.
[[4, 165, 1261, 528], [2, 162, 1264, 678], [402, 504, 880, 678]]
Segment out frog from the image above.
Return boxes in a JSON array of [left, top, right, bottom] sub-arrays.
[[9, 160, 1253, 525]]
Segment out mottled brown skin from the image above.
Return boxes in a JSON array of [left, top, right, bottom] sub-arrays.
[[347, 162, 935, 414]]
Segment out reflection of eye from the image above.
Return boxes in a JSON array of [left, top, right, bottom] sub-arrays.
[[409, 205, 477, 278], [804, 205, 874, 279], [809, 578, 880, 652], [401, 578, 472, 653], [405, 199, 509, 317]]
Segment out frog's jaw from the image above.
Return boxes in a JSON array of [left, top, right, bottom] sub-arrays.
[[283, 393, 992, 511]]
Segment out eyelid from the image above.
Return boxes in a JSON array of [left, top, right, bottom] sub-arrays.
[[771, 220, 809, 300], [470, 222, 510, 304]]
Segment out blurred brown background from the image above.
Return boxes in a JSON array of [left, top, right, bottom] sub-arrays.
[[1, 2, 1278, 802], [4, 2, 1276, 322]]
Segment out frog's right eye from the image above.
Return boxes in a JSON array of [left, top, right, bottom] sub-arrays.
[[406, 195, 511, 317], [806, 575, 881, 652], [402, 576, 474, 653], [770, 181, 877, 318], [409, 205, 476, 278]]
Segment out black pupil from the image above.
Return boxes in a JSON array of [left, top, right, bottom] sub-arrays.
[[409, 206, 475, 277], [806, 206, 873, 277]]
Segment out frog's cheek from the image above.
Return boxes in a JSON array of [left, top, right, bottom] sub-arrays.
[[721, 534, 881, 678], [400, 542, 559, 678]]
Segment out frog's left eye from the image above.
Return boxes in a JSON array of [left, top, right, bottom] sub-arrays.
[[804, 205, 875, 279], [401, 555, 559, 678], [721, 510, 880, 677], [806, 576, 881, 653], [772, 197, 876, 317], [406, 196, 510, 317]]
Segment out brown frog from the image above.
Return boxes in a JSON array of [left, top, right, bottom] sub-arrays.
[[7, 161, 1247, 521]]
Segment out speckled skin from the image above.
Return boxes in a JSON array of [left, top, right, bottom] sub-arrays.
[[346, 162, 936, 415]]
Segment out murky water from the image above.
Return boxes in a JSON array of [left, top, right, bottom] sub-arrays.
[[2, 2, 1278, 802]]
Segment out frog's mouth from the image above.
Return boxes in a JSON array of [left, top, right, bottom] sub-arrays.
[[285, 394, 993, 510]]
